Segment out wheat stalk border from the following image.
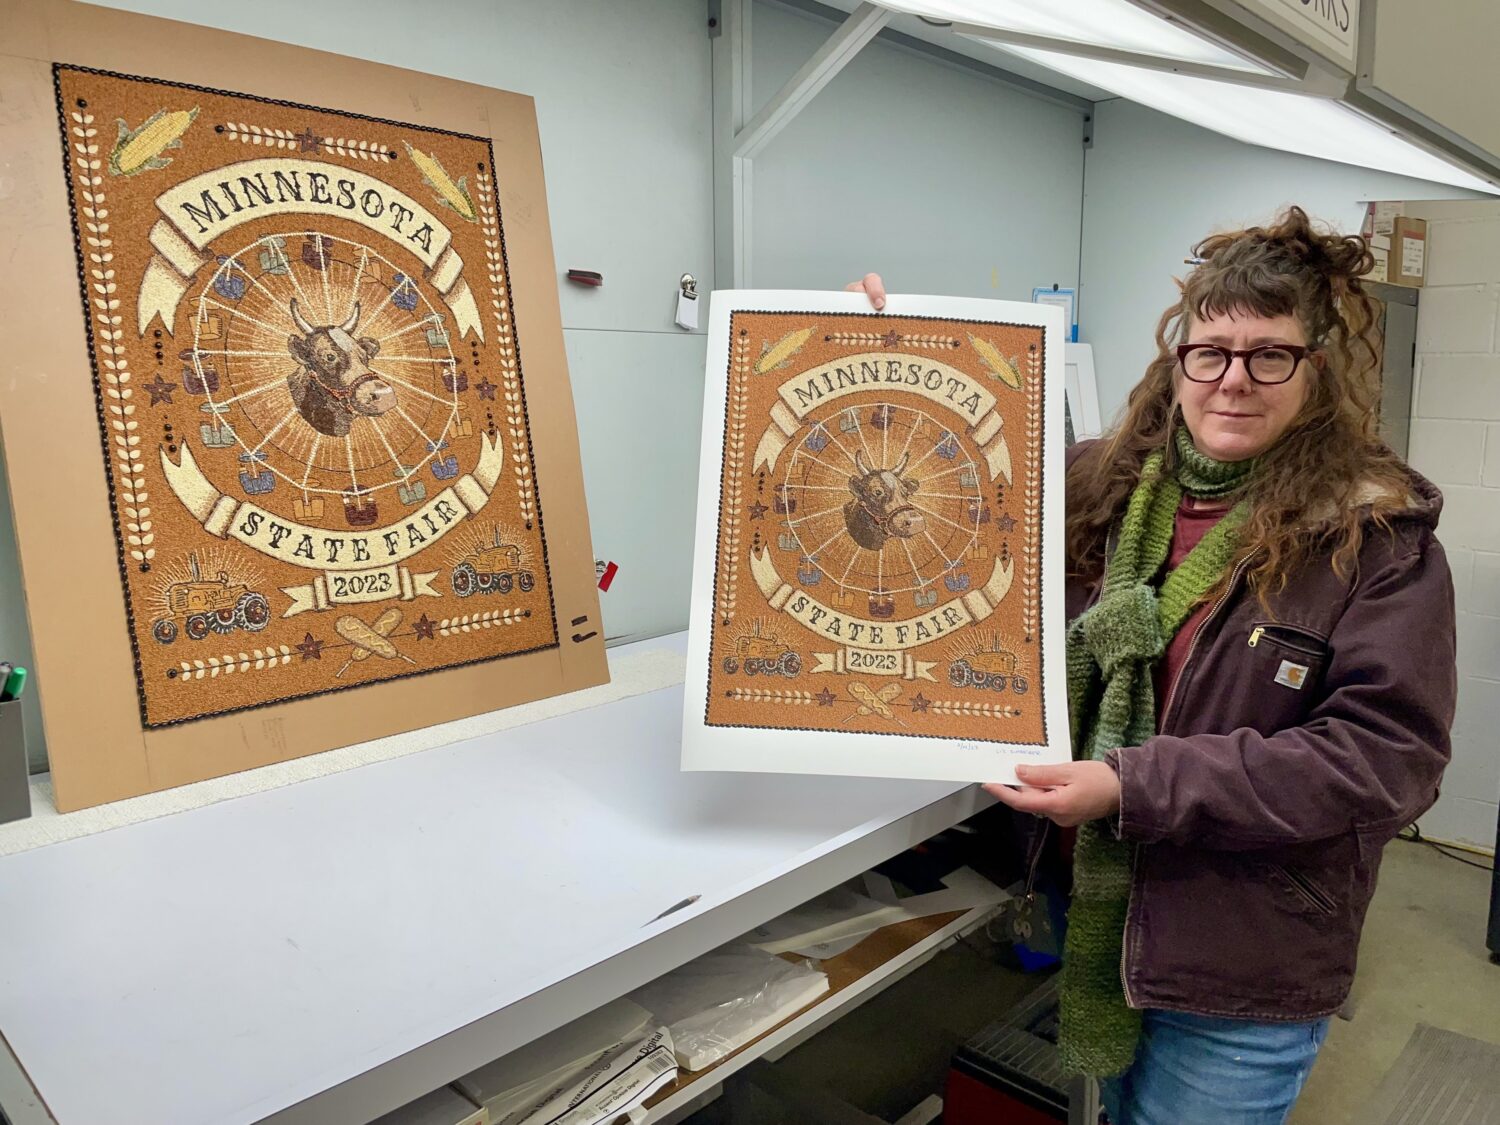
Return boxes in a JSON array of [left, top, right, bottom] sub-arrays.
[[719, 331, 752, 623], [825, 332, 961, 350], [220, 122, 394, 162], [178, 646, 294, 680], [473, 170, 536, 527], [726, 688, 816, 705], [929, 700, 1022, 718], [71, 110, 154, 566], [1022, 344, 1042, 643], [437, 609, 526, 636]]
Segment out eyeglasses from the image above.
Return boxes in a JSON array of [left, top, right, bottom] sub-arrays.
[[1175, 344, 1311, 385]]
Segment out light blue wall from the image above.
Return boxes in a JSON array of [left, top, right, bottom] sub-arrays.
[[0, 429, 40, 769], [1077, 98, 1486, 422], [748, 2, 1086, 301]]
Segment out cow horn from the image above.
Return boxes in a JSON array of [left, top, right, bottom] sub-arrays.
[[894, 452, 910, 476], [854, 450, 869, 475], [340, 302, 362, 334], [289, 298, 315, 336]]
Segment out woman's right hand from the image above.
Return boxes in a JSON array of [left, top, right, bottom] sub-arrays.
[[845, 273, 887, 311]]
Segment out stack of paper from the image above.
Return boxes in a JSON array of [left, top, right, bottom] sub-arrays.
[[745, 883, 907, 958], [492, 1026, 678, 1125], [371, 1086, 488, 1125], [629, 944, 829, 1072], [747, 867, 1007, 959], [456, 997, 662, 1121]]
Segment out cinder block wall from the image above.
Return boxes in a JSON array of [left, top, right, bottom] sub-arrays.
[[1408, 200, 1500, 849]]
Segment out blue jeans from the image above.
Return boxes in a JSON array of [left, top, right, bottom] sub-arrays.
[[1101, 1010, 1330, 1125]]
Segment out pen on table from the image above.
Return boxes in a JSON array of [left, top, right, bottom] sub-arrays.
[[647, 894, 700, 925], [1, 666, 28, 703]]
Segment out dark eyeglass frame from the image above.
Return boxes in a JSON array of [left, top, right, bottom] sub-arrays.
[[1174, 343, 1313, 385]]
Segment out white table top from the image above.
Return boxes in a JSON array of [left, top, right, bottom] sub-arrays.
[[0, 635, 984, 1124]]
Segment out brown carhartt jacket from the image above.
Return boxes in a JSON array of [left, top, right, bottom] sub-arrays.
[[1065, 441, 1456, 1020]]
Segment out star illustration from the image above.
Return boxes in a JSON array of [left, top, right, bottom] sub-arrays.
[[143, 375, 176, 406], [911, 693, 931, 713], [414, 614, 436, 640], [996, 512, 1017, 533], [815, 688, 837, 707], [882, 330, 902, 347], [295, 127, 323, 153], [476, 378, 497, 400], [748, 501, 768, 520], [296, 633, 323, 661]]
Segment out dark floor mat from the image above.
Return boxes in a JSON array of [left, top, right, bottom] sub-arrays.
[[1364, 1024, 1500, 1125]]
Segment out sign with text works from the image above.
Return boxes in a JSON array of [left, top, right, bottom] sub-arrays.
[[1230, 0, 1360, 68], [683, 291, 1070, 784]]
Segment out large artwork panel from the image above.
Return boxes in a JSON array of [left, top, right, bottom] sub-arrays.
[[683, 292, 1070, 783], [0, 1, 606, 809]]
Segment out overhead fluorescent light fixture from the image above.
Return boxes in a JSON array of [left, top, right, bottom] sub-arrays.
[[878, 0, 1273, 73], [999, 46, 1498, 194]]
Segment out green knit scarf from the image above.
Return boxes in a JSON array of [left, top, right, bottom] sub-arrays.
[[1059, 429, 1253, 1077]]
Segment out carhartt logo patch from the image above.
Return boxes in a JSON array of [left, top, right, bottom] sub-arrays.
[[1275, 660, 1309, 690]]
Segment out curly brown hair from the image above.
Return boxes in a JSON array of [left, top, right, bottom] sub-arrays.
[[1066, 206, 1413, 601]]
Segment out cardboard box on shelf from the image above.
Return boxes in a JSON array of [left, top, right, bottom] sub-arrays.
[[1365, 233, 1392, 283], [1358, 205, 1427, 288], [1362, 201, 1404, 239], [1388, 217, 1427, 287]]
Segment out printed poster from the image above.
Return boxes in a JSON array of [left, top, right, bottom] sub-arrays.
[[52, 65, 559, 727], [683, 292, 1069, 783]]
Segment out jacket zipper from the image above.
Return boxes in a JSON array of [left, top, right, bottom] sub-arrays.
[[1120, 553, 1253, 1008], [1159, 555, 1253, 736], [1248, 623, 1327, 659]]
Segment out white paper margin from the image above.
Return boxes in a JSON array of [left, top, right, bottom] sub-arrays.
[[683, 290, 1070, 784]]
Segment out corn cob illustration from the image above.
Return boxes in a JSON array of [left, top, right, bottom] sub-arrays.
[[755, 327, 815, 374], [110, 107, 198, 176], [404, 143, 478, 222], [968, 333, 1023, 390]]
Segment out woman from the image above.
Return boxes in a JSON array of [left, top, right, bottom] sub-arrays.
[[850, 207, 1456, 1124]]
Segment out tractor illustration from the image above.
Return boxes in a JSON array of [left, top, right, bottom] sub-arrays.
[[949, 637, 1029, 693], [452, 529, 535, 597], [150, 554, 271, 644], [722, 622, 801, 677]]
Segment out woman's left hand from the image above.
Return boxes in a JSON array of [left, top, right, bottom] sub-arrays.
[[984, 762, 1122, 827]]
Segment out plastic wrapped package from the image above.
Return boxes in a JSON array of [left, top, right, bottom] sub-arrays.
[[745, 882, 905, 957], [456, 997, 652, 1115], [369, 1085, 486, 1125], [497, 1025, 678, 1125], [747, 867, 1008, 958], [628, 943, 830, 1072]]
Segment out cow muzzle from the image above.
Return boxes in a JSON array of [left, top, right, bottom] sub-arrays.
[[348, 373, 397, 416]]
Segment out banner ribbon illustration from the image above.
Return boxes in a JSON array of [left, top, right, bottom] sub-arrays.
[[138, 158, 482, 340], [751, 352, 1013, 484], [161, 432, 503, 574]]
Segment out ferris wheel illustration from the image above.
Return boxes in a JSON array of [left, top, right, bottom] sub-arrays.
[[779, 401, 986, 613], [186, 230, 466, 528]]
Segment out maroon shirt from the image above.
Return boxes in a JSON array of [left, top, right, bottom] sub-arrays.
[[1153, 497, 1231, 728]]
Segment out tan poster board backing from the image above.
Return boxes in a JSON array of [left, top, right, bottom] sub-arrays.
[[0, 0, 608, 810]]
